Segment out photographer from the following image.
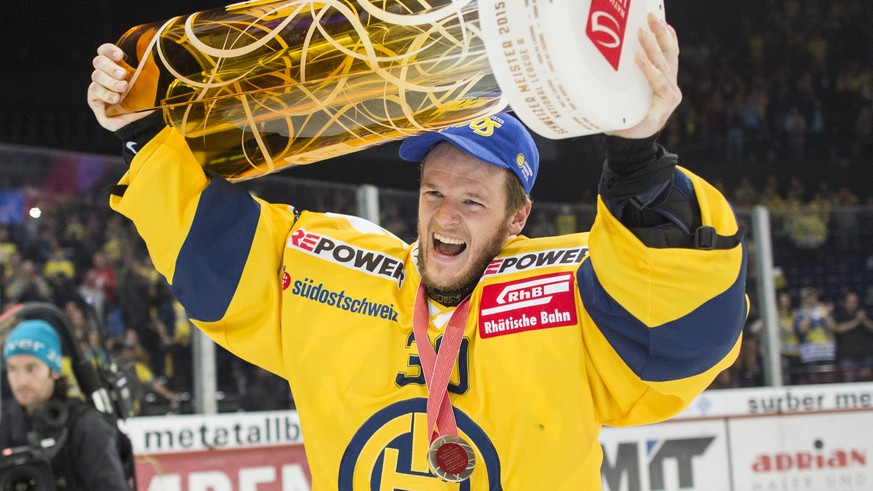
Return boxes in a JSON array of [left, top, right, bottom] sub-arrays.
[[0, 319, 129, 490]]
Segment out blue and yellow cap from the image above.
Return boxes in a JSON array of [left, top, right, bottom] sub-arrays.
[[399, 112, 539, 195]]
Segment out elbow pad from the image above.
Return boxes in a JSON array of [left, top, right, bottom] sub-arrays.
[[599, 137, 742, 250]]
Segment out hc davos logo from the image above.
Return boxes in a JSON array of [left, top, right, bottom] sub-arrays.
[[339, 399, 502, 490]]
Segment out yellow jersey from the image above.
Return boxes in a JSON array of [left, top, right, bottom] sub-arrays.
[[111, 127, 747, 490]]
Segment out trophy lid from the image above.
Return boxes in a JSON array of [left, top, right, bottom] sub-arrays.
[[478, 0, 665, 139]]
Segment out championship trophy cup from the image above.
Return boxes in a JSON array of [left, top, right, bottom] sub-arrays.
[[108, 0, 664, 181]]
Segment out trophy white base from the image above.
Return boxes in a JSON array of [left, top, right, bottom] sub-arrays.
[[478, 0, 666, 138]]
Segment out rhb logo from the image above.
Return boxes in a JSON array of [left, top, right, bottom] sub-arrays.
[[479, 272, 577, 338], [586, 0, 631, 70]]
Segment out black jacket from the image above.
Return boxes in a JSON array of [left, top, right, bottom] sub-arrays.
[[0, 398, 129, 490]]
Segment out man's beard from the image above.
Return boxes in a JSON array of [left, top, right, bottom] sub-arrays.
[[420, 224, 509, 306]]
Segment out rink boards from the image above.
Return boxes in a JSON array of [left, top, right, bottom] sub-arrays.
[[125, 382, 873, 491]]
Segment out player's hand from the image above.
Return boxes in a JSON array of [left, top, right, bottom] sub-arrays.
[[607, 13, 682, 139], [87, 43, 156, 132]]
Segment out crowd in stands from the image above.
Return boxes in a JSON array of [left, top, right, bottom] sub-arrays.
[[1, 0, 872, 414], [0, 196, 190, 414], [668, 0, 873, 390], [710, 286, 873, 390], [0, 190, 296, 415], [666, 0, 872, 189]]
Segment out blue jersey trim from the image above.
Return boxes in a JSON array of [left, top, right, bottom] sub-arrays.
[[172, 176, 259, 322], [578, 246, 747, 381]]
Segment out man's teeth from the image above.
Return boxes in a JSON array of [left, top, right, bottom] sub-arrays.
[[434, 233, 465, 245]]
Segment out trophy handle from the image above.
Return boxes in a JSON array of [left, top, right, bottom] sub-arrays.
[[106, 25, 163, 117]]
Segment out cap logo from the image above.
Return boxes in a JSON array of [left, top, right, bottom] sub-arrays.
[[468, 117, 503, 137], [516, 152, 534, 181]]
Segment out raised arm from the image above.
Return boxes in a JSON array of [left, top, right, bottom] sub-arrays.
[[580, 14, 748, 425], [87, 43, 297, 376]]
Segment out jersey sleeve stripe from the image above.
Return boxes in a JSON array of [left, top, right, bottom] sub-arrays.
[[171, 175, 260, 322], [578, 251, 747, 381]]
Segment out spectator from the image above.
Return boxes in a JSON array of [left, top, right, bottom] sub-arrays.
[[777, 291, 802, 383], [733, 177, 759, 207], [164, 295, 194, 394], [852, 101, 873, 161], [739, 87, 768, 162], [24, 225, 57, 265], [0, 225, 19, 275], [149, 278, 178, 382], [120, 254, 168, 378], [43, 243, 80, 308], [734, 332, 764, 387], [554, 204, 577, 235], [735, 299, 765, 387], [806, 97, 829, 161], [831, 187, 861, 253], [793, 287, 837, 382], [83, 251, 117, 311], [77, 269, 106, 325], [380, 198, 413, 243], [114, 329, 180, 415], [759, 176, 785, 212], [833, 291, 873, 382], [43, 242, 75, 281], [5, 259, 52, 305]]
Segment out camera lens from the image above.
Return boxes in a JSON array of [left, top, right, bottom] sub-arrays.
[[34, 401, 68, 433], [0, 463, 55, 491]]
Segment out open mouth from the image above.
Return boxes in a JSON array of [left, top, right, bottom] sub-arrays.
[[433, 232, 467, 256]]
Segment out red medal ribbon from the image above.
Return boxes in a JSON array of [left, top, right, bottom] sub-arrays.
[[412, 284, 471, 443]]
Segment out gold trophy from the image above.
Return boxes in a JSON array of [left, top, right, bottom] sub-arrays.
[[108, 0, 663, 181]]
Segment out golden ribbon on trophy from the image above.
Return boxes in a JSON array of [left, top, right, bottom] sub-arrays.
[[108, 0, 664, 181]]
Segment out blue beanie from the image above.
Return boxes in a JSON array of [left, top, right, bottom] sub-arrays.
[[4, 320, 62, 374]]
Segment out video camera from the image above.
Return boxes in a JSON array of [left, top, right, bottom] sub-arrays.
[[0, 446, 54, 491], [0, 303, 138, 490], [0, 402, 68, 491]]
